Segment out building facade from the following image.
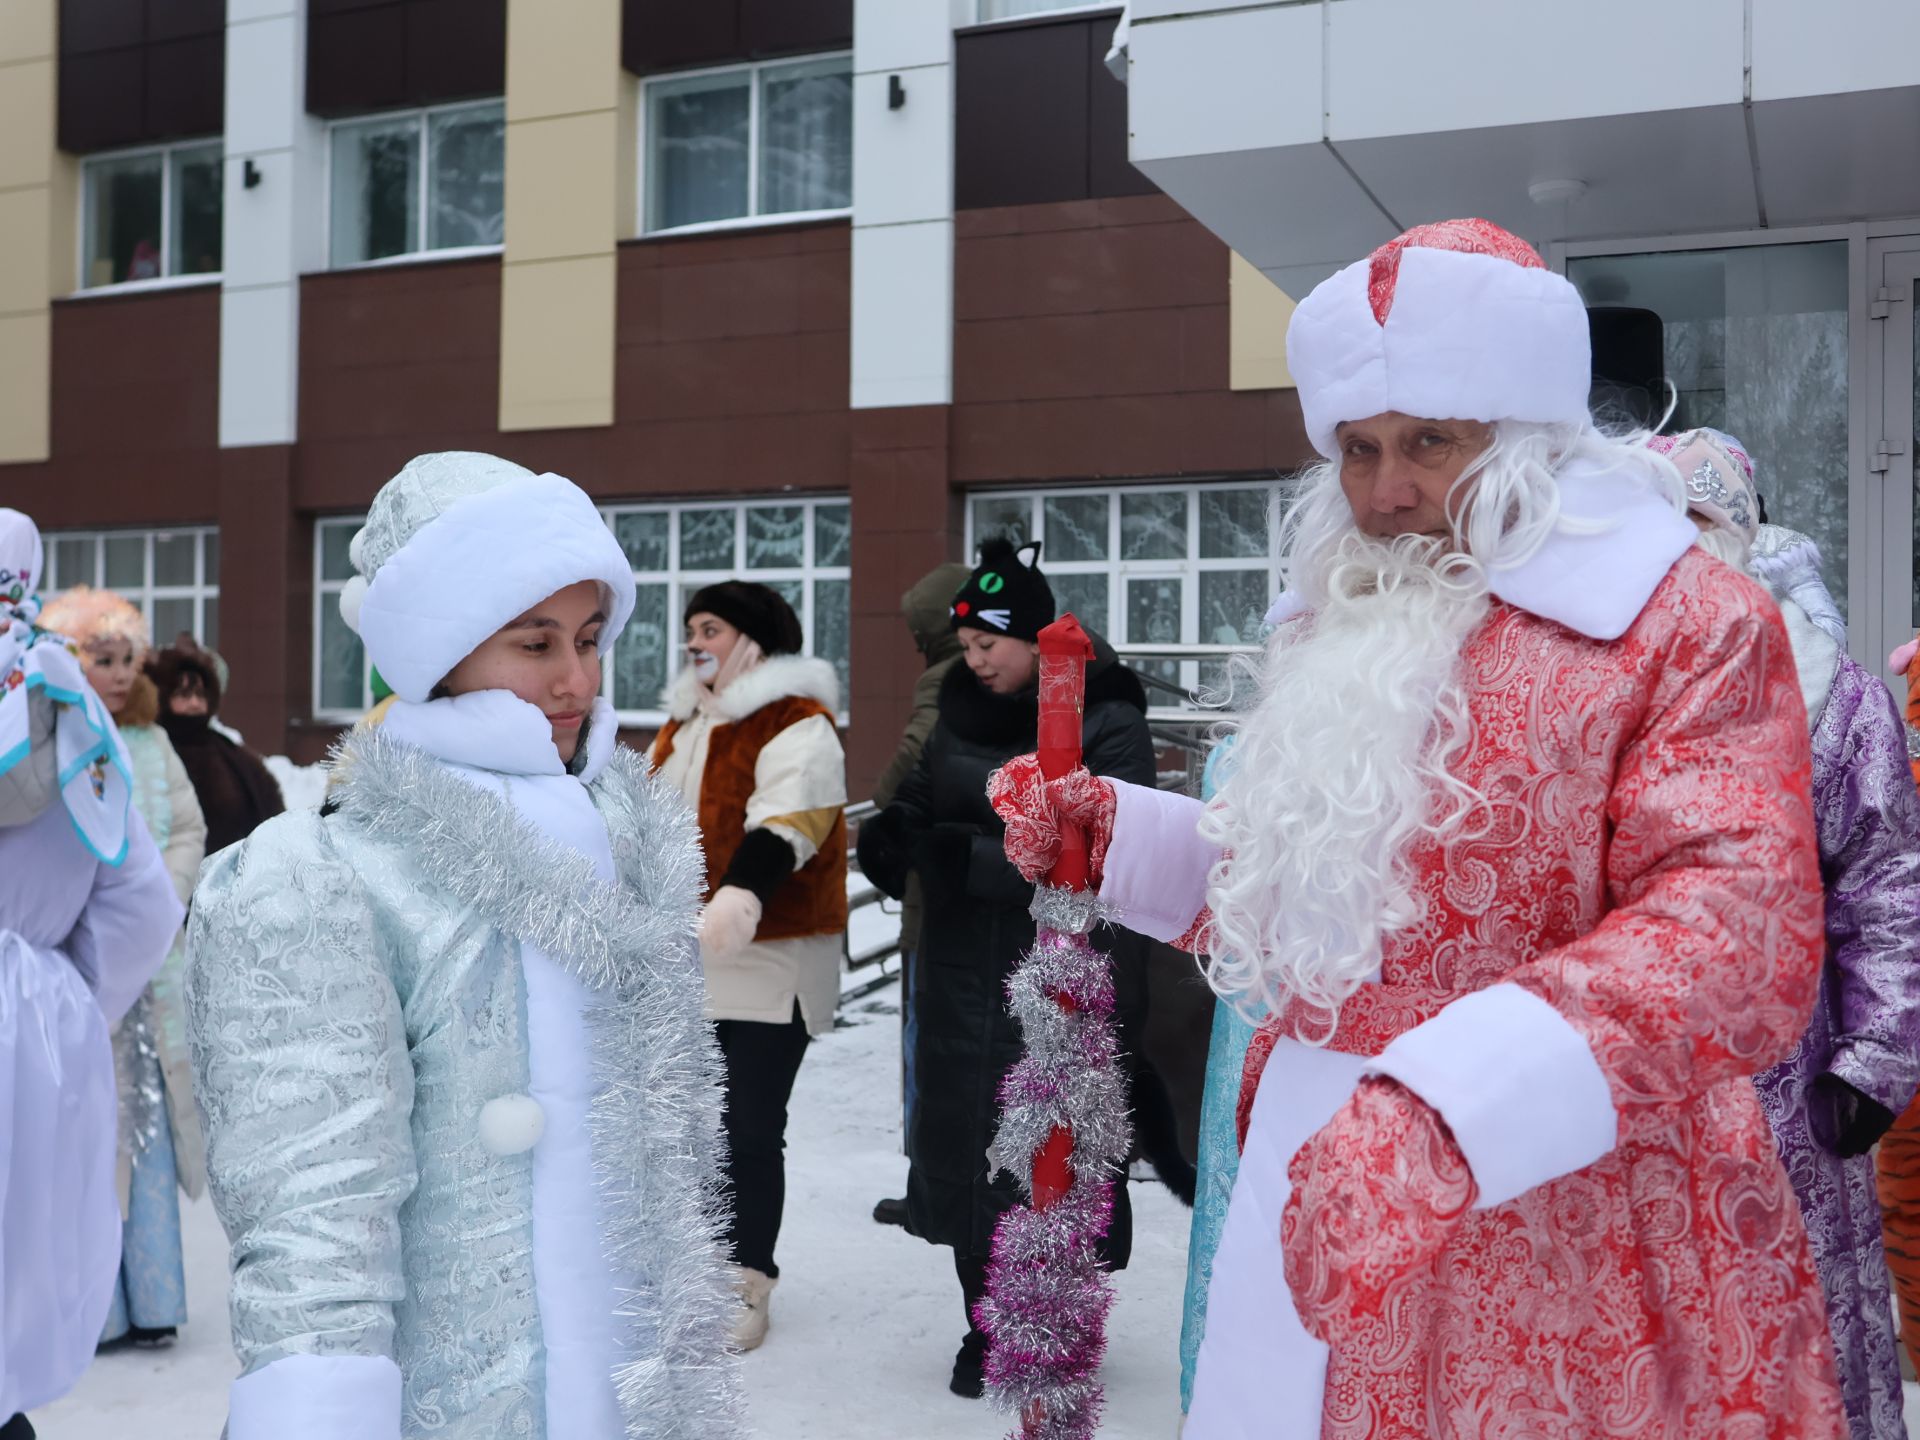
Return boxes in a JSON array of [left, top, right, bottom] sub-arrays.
[[1120, 0, 1920, 679], [0, 0, 1310, 792]]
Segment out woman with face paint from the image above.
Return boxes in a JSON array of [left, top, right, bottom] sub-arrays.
[[650, 581, 849, 1351]]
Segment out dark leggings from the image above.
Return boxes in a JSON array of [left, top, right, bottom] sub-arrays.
[[715, 1002, 812, 1278], [1, 1415, 34, 1440], [956, 1251, 990, 1346]]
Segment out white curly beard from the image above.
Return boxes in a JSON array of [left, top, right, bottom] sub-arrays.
[[1198, 495, 1491, 1029]]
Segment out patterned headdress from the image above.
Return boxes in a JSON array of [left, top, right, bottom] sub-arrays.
[[1650, 428, 1758, 548]]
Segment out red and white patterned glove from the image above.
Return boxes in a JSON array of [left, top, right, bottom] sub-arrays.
[[986, 754, 1119, 887], [1281, 1077, 1476, 1345]]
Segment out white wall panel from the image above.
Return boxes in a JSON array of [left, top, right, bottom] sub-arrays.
[[1128, 5, 1324, 163], [219, 284, 299, 449], [852, 65, 953, 229], [851, 220, 953, 409], [854, 0, 968, 73], [1328, 0, 1742, 140], [1751, 0, 1920, 102]]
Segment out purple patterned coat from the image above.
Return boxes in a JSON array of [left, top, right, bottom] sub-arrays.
[[1754, 571, 1920, 1440]]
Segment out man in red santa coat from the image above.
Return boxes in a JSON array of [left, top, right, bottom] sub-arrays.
[[990, 218, 1845, 1438]]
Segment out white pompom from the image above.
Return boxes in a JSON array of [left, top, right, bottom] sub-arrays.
[[478, 1093, 545, 1156], [338, 574, 369, 634]]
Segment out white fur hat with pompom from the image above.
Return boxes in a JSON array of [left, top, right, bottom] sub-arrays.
[[340, 452, 636, 704]]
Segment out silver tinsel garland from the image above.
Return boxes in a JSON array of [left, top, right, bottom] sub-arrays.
[[977, 885, 1134, 1440]]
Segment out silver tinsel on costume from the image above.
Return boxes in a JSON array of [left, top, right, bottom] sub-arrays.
[[113, 989, 166, 1159], [323, 731, 744, 1439]]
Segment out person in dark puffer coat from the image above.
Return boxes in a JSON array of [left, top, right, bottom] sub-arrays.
[[857, 538, 1157, 1399], [147, 635, 284, 858]]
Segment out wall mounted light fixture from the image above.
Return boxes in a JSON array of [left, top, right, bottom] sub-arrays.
[[889, 75, 907, 110], [243, 159, 263, 189]]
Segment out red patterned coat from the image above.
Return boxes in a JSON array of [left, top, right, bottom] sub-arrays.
[[1149, 550, 1845, 1438]]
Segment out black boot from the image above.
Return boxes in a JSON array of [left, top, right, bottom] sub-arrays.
[[872, 1196, 907, 1228], [950, 1328, 987, 1399]]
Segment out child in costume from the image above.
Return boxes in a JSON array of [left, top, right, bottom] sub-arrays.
[[0, 508, 181, 1427], [187, 453, 741, 1439], [39, 584, 207, 1349]]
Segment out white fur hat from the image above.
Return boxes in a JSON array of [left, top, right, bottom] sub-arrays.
[[1286, 219, 1593, 460], [341, 452, 636, 704]]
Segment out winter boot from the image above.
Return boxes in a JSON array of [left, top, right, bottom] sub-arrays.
[[731, 1266, 777, 1352], [949, 1328, 988, 1399], [872, 1196, 907, 1228]]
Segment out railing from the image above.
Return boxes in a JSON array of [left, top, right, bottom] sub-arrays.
[[842, 800, 903, 1001]]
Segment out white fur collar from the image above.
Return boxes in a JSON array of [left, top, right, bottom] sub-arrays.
[[665, 654, 840, 724], [380, 689, 618, 782], [1263, 461, 1698, 642]]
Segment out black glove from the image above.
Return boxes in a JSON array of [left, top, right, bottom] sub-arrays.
[[1809, 1072, 1896, 1158]]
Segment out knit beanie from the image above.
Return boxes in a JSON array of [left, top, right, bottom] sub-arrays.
[[949, 538, 1055, 642], [337, 451, 637, 704], [683, 580, 804, 657]]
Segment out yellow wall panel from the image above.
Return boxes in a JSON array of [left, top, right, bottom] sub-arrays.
[[0, 188, 51, 316], [506, 0, 620, 121], [504, 113, 619, 263], [0, 3, 54, 67], [0, 312, 51, 463], [1229, 250, 1297, 392], [499, 256, 616, 432], [0, 58, 55, 192]]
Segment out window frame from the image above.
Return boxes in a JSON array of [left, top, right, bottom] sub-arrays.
[[40, 526, 221, 648], [76, 137, 225, 293], [962, 480, 1282, 697], [311, 499, 854, 727], [637, 51, 855, 238], [323, 96, 507, 272]]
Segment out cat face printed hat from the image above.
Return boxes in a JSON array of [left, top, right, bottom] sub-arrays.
[[950, 538, 1055, 642]]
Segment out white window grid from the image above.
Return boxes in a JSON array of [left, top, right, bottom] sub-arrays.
[[40, 526, 221, 649], [77, 137, 223, 292], [638, 51, 854, 237], [312, 500, 852, 725], [607, 497, 852, 725], [325, 97, 505, 270], [963, 480, 1282, 703]]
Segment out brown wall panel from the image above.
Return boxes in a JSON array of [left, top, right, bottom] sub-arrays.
[[951, 197, 1310, 485], [953, 9, 1151, 211], [622, 0, 850, 76], [8, 286, 222, 531], [59, 0, 224, 152], [213, 445, 298, 757], [307, 0, 505, 118]]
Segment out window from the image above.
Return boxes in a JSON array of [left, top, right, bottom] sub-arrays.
[[313, 500, 852, 722], [80, 141, 223, 288], [966, 483, 1277, 698], [644, 55, 852, 233], [607, 498, 851, 720], [330, 100, 505, 267], [1568, 241, 1850, 619], [40, 527, 221, 649]]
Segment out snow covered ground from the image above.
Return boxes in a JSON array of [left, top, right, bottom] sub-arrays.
[[35, 980, 1192, 1438]]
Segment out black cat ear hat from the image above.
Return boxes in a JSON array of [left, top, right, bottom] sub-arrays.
[[949, 538, 1055, 642]]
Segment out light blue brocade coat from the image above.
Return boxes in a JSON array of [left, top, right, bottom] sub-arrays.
[[185, 729, 743, 1439]]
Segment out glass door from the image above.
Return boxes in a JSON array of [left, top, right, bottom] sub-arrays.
[[1871, 246, 1920, 676]]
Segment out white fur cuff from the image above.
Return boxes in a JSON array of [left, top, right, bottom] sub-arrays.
[[1365, 982, 1617, 1210], [1096, 779, 1215, 943], [229, 1354, 403, 1440]]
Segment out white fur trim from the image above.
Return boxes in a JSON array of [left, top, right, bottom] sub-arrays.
[[665, 654, 840, 724], [1366, 981, 1618, 1210], [338, 574, 369, 635], [477, 1093, 547, 1156], [1287, 247, 1592, 460], [356, 472, 637, 704], [1485, 458, 1698, 641], [228, 1353, 403, 1440], [1097, 778, 1215, 943]]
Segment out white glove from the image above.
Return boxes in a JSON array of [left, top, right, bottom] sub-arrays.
[[699, 885, 764, 962]]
